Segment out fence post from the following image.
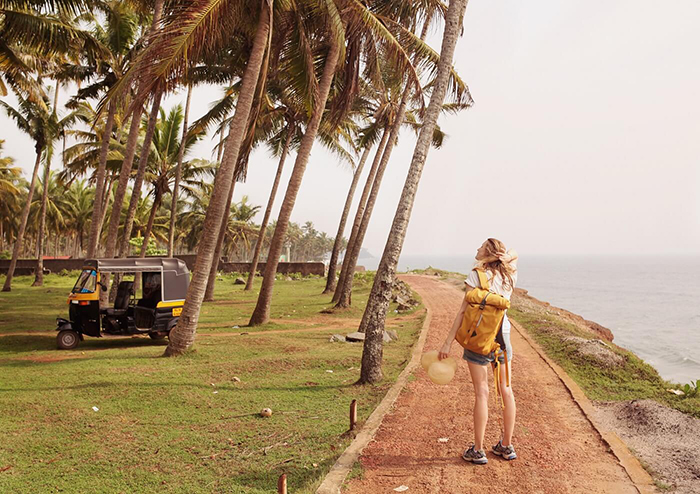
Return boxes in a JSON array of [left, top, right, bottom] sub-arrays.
[[349, 399, 357, 431], [278, 473, 287, 494]]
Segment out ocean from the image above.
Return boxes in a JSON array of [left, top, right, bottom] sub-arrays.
[[360, 254, 700, 385]]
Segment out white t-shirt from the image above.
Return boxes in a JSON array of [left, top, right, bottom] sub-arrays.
[[465, 268, 517, 333], [464, 269, 517, 300]]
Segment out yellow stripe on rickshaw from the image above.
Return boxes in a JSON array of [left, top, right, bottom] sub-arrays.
[[156, 300, 185, 308]]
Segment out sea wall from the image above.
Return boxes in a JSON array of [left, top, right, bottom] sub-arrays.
[[0, 257, 326, 277]]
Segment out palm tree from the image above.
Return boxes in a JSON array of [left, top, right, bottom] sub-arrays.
[[250, 0, 437, 325], [0, 140, 21, 252], [101, 0, 165, 266], [61, 179, 94, 256], [244, 122, 295, 290], [358, 0, 470, 384], [161, 0, 276, 355], [32, 87, 87, 286], [167, 84, 193, 256], [175, 182, 213, 252], [1, 88, 51, 291], [248, 32, 342, 325], [79, 0, 141, 258], [222, 195, 261, 260], [333, 9, 473, 308], [332, 124, 391, 305], [29, 169, 68, 270], [323, 144, 371, 293], [136, 104, 209, 258], [116, 90, 164, 259], [0, 0, 101, 98]]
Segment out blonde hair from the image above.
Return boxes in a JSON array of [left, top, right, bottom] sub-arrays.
[[475, 238, 516, 291]]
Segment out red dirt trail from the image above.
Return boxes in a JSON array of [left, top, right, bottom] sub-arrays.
[[343, 275, 638, 494]]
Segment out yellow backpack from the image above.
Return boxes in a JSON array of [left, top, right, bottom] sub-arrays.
[[455, 269, 510, 356]]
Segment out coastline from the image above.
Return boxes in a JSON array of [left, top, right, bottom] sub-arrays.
[[509, 285, 700, 493]]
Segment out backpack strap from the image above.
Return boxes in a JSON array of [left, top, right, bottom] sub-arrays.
[[475, 269, 490, 290]]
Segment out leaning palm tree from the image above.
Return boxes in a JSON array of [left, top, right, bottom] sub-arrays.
[[100, 0, 166, 266], [358, 0, 470, 384], [76, 0, 141, 258], [1, 88, 51, 291], [332, 8, 473, 308], [249, 0, 444, 325], [135, 0, 278, 355], [323, 143, 371, 294], [244, 116, 297, 291]]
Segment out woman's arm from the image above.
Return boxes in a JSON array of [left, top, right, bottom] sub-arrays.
[[438, 291, 471, 360]]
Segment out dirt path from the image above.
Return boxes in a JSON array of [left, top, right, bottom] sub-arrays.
[[344, 275, 639, 494]]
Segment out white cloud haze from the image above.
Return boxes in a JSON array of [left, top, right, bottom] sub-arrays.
[[2, 0, 699, 258]]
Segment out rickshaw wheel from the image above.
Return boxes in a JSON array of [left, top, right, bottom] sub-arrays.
[[149, 332, 167, 340], [57, 330, 79, 350]]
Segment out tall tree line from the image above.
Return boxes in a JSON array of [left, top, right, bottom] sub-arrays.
[[0, 0, 473, 381]]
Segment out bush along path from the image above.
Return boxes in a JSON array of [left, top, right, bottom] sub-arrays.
[[342, 275, 639, 494]]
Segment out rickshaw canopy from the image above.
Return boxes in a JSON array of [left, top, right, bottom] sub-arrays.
[[83, 258, 190, 302]]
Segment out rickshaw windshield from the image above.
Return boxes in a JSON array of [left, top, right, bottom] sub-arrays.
[[72, 269, 97, 293]]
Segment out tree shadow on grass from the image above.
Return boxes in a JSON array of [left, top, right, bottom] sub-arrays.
[[0, 333, 167, 355], [0, 378, 351, 393]]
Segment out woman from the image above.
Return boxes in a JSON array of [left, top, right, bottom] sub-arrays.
[[438, 238, 518, 465]]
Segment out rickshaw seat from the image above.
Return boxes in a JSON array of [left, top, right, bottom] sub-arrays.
[[105, 281, 134, 317]]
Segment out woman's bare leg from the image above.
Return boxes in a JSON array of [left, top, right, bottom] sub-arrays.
[[467, 361, 489, 450], [499, 361, 516, 446]]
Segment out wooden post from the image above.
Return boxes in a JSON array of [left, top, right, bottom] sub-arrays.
[[349, 399, 357, 430], [277, 473, 287, 494]]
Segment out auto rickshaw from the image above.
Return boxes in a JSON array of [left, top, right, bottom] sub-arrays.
[[55, 258, 190, 349]]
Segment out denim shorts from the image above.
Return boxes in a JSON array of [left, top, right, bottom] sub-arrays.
[[463, 330, 513, 365]]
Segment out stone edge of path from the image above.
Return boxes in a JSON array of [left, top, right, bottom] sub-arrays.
[[315, 304, 433, 494], [512, 320, 657, 494]]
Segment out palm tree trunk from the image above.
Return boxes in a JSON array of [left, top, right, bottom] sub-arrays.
[[203, 177, 236, 302], [103, 107, 144, 254], [98, 173, 115, 240], [244, 127, 293, 291], [164, 1, 273, 356], [216, 127, 225, 163], [139, 188, 163, 258], [323, 145, 370, 294], [334, 99, 408, 309], [100, 110, 142, 306], [118, 91, 163, 258], [332, 127, 389, 304], [32, 161, 51, 286], [86, 100, 116, 258], [168, 84, 192, 257], [2, 149, 43, 291], [249, 39, 341, 326], [359, 0, 469, 384]]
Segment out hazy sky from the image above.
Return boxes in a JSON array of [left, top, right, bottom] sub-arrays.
[[3, 0, 699, 258]]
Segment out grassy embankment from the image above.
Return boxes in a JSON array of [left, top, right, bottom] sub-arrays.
[[0, 272, 424, 493], [414, 267, 700, 418]]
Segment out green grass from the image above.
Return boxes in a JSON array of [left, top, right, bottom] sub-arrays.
[[508, 305, 700, 418], [0, 273, 424, 493]]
